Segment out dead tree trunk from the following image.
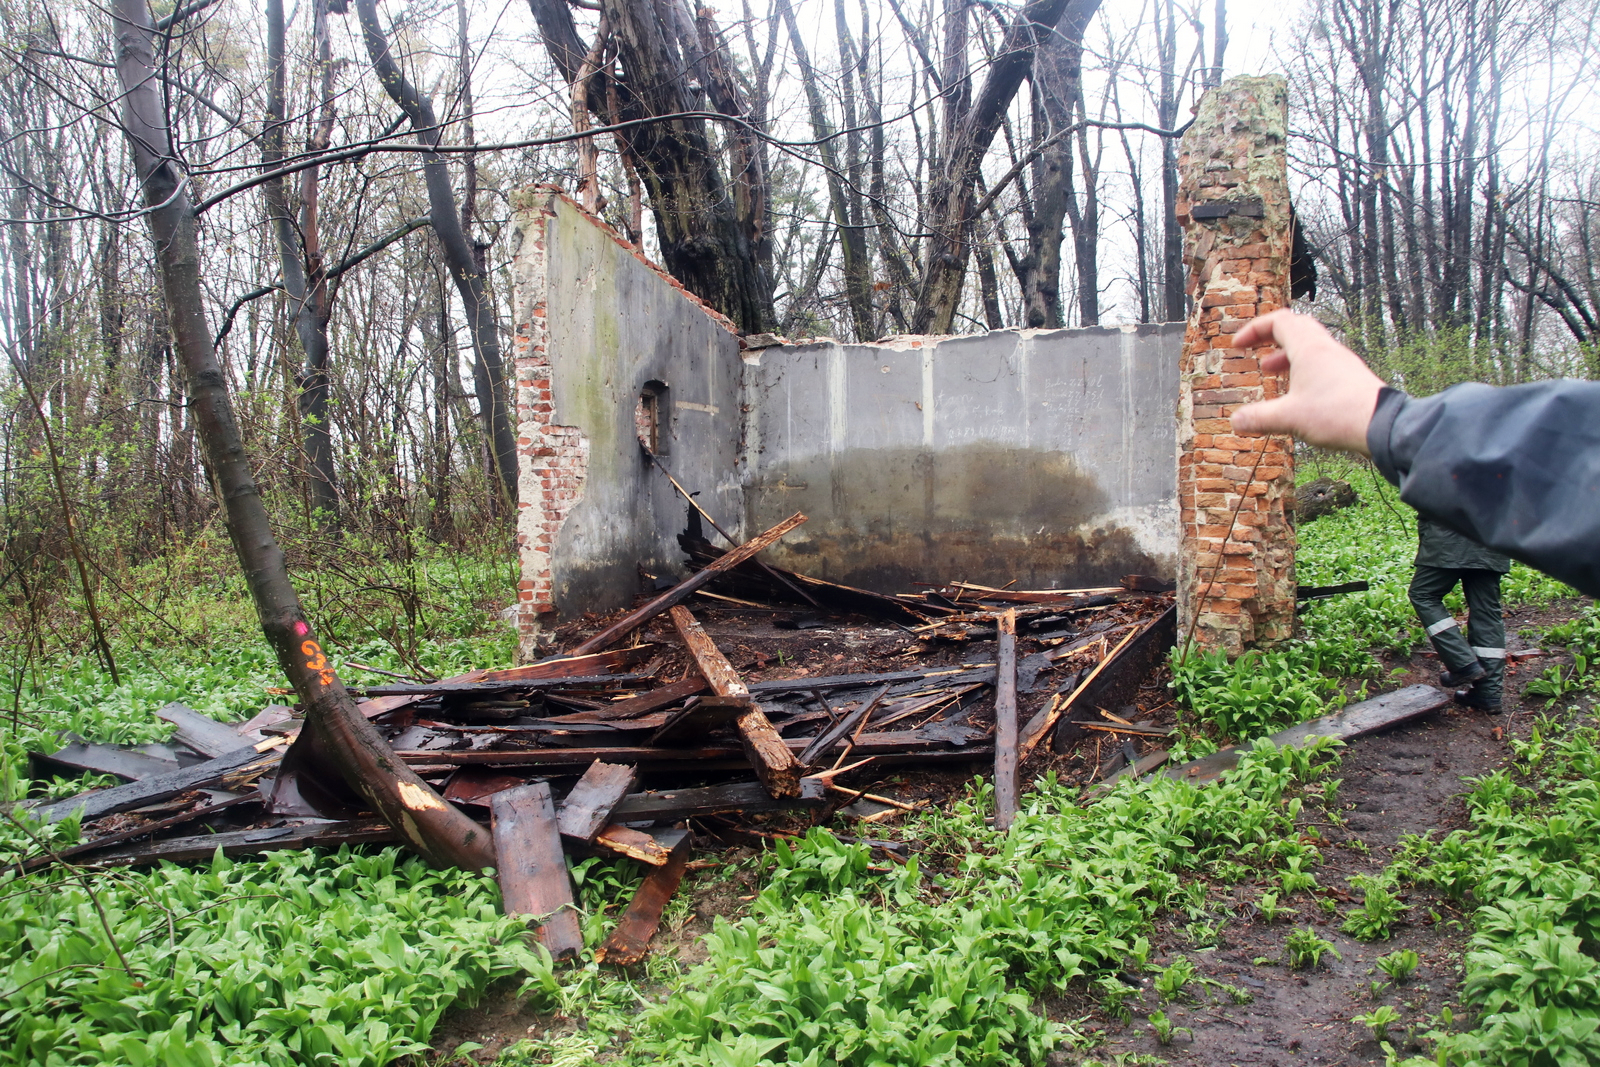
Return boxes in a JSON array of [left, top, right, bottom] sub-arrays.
[[356, 0, 518, 510], [112, 0, 493, 870]]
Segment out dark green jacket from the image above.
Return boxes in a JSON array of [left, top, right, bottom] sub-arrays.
[[1415, 517, 1511, 573]]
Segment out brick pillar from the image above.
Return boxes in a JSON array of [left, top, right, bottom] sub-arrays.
[[1175, 75, 1296, 656]]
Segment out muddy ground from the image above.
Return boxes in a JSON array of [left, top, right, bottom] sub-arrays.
[[427, 597, 1596, 1065]]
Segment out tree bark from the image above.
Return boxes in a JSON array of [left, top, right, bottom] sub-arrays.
[[911, 0, 1091, 334], [356, 0, 518, 510], [112, 0, 493, 870]]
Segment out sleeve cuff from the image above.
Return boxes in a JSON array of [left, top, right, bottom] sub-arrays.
[[1367, 386, 1407, 485]]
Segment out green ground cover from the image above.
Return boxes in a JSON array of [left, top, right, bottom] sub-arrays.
[[0, 462, 1593, 1066]]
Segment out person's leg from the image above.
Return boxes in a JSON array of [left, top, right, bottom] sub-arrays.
[[1461, 570, 1507, 711], [1409, 565, 1483, 683]]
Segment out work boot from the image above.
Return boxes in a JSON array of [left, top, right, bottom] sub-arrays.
[[1439, 661, 1487, 688], [1457, 683, 1503, 714]]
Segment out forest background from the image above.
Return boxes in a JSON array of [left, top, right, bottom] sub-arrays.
[[2, 0, 1599, 696]]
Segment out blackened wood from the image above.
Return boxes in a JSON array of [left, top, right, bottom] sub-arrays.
[[236, 704, 295, 738], [156, 702, 253, 758], [1297, 581, 1370, 601], [361, 675, 652, 696], [555, 761, 637, 842], [680, 534, 941, 622], [648, 697, 747, 746], [73, 820, 396, 867], [1052, 606, 1175, 753], [442, 768, 531, 807], [798, 683, 890, 768], [748, 665, 996, 695], [35, 744, 278, 824], [596, 829, 691, 965], [611, 777, 827, 821], [1162, 684, 1451, 787], [594, 823, 673, 865], [480, 647, 656, 682], [490, 782, 583, 959], [571, 513, 807, 656], [669, 607, 802, 797], [30, 742, 178, 783], [581, 676, 709, 721], [23, 792, 261, 871], [994, 609, 1019, 831], [1072, 721, 1174, 736]]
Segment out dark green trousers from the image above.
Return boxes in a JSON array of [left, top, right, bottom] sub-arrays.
[[1408, 565, 1505, 705]]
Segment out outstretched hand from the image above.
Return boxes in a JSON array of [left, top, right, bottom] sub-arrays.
[[1229, 310, 1387, 456]]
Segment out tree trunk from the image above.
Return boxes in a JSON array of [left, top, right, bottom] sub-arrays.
[[1157, 0, 1183, 322], [112, 0, 493, 871], [911, 0, 1091, 334], [356, 0, 518, 510]]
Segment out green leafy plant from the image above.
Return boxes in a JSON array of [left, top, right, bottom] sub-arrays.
[[1279, 854, 1320, 895], [1376, 950, 1420, 983], [1185, 920, 1222, 948], [1256, 890, 1293, 923], [1353, 1004, 1402, 1042], [1146, 1011, 1191, 1047], [1286, 927, 1341, 969], [1344, 876, 1406, 940], [1154, 956, 1198, 1002]]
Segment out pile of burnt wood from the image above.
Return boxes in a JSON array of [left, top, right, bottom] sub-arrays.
[[20, 513, 1177, 965]]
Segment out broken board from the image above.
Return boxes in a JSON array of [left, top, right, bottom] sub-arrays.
[[35, 743, 278, 824], [155, 702, 254, 758], [555, 761, 638, 842], [490, 782, 583, 959], [596, 828, 691, 965], [1162, 684, 1452, 787]]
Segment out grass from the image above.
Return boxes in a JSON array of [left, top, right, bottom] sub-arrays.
[[0, 460, 1593, 1066]]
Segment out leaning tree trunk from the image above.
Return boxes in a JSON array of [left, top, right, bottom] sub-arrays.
[[356, 0, 518, 509], [112, 0, 494, 871], [911, 0, 1093, 334]]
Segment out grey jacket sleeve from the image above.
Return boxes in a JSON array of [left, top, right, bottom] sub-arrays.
[[1367, 380, 1600, 596]]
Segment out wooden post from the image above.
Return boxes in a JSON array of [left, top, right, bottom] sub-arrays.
[[994, 608, 1019, 831], [668, 605, 803, 797]]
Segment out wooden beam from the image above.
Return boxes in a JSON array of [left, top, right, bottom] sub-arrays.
[[67, 820, 396, 867], [490, 782, 583, 959], [33, 744, 279, 824], [555, 761, 637, 843], [478, 647, 656, 682], [570, 512, 807, 656], [155, 702, 254, 758], [610, 777, 827, 821], [994, 609, 1019, 831], [30, 742, 178, 783], [668, 606, 803, 797], [578, 675, 709, 721], [595, 828, 691, 965]]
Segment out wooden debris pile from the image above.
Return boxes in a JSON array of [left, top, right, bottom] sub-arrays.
[[19, 512, 1177, 966]]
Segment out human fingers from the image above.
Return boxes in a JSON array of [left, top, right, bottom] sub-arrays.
[[1234, 308, 1302, 350], [1229, 395, 1297, 437], [1259, 351, 1289, 374]]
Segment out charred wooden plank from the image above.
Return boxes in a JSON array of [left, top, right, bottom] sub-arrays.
[[360, 674, 653, 696], [648, 696, 747, 745], [441, 767, 530, 807], [34, 744, 279, 824], [555, 761, 637, 843], [155, 702, 254, 758], [30, 742, 178, 783], [579, 676, 709, 721], [596, 829, 691, 966], [669, 606, 801, 798], [748, 665, 996, 695], [1050, 606, 1175, 754], [994, 609, 1019, 831], [72, 820, 396, 867], [611, 777, 827, 821], [798, 683, 890, 768], [1297, 580, 1370, 601], [491, 782, 583, 959], [594, 823, 673, 865], [1161, 684, 1451, 787], [23, 791, 261, 871], [571, 512, 807, 656]]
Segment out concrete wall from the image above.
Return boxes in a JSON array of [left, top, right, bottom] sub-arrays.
[[509, 191, 745, 652], [741, 325, 1182, 591]]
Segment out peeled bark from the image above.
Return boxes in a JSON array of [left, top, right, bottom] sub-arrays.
[[112, 0, 493, 870], [356, 0, 518, 509]]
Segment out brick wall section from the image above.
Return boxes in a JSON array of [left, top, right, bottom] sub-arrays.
[[509, 191, 589, 654], [1175, 75, 1297, 656]]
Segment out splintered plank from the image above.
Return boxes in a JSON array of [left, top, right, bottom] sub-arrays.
[[595, 828, 691, 966], [582, 675, 709, 721], [360, 675, 652, 696], [648, 696, 747, 745], [34, 744, 279, 824], [156, 702, 253, 758], [1028, 624, 1144, 760], [994, 609, 1019, 832], [594, 824, 674, 865], [748, 665, 995, 695], [490, 782, 583, 959], [571, 512, 807, 656], [1162, 684, 1452, 788], [556, 761, 638, 843], [70, 820, 396, 867], [669, 606, 802, 797]]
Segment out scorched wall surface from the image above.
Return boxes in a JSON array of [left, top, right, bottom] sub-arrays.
[[740, 326, 1182, 592]]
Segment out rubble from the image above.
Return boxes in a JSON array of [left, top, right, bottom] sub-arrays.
[[18, 515, 1179, 964]]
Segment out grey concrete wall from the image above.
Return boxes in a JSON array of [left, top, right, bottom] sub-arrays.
[[515, 194, 745, 618], [740, 326, 1182, 591]]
